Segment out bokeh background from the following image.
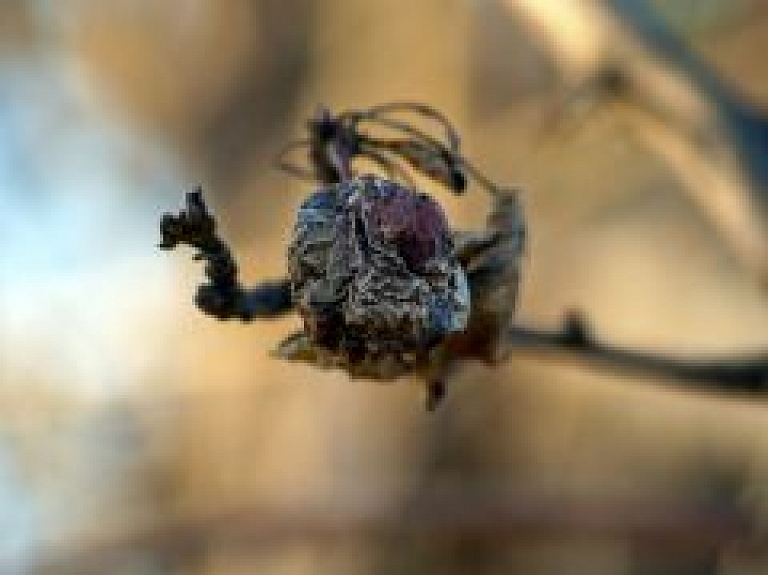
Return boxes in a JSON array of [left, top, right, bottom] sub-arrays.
[[2, 1, 768, 573]]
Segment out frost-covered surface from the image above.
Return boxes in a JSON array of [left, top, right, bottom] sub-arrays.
[[287, 176, 471, 379]]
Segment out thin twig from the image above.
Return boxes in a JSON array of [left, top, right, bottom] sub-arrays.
[[508, 312, 768, 393], [164, 253, 768, 395]]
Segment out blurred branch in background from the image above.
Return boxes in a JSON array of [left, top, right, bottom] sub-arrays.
[[29, 488, 764, 575], [503, 0, 768, 284]]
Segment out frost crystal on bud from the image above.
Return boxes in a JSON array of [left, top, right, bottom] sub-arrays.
[[287, 175, 470, 377]]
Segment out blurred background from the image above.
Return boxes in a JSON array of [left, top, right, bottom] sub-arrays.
[[2, 0, 768, 573]]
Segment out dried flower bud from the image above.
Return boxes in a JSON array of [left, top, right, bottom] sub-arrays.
[[287, 175, 470, 378]]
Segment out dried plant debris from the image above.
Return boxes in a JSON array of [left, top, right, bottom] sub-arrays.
[[286, 175, 470, 376], [159, 103, 525, 409]]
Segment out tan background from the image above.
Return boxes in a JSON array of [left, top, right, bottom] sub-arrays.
[[1, 1, 768, 573]]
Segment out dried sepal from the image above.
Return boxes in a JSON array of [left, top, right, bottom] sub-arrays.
[[448, 189, 526, 363], [272, 331, 318, 362]]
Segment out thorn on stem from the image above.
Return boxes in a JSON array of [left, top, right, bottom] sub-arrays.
[[426, 379, 446, 411], [561, 308, 590, 347]]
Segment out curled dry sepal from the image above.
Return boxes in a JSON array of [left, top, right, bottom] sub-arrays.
[[159, 179, 525, 410]]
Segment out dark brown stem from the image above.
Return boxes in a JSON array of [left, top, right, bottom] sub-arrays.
[[159, 190, 292, 321], [307, 105, 356, 184], [508, 312, 768, 394]]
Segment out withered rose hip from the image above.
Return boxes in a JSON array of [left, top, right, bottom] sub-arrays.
[[288, 175, 470, 376], [159, 102, 527, 409]]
